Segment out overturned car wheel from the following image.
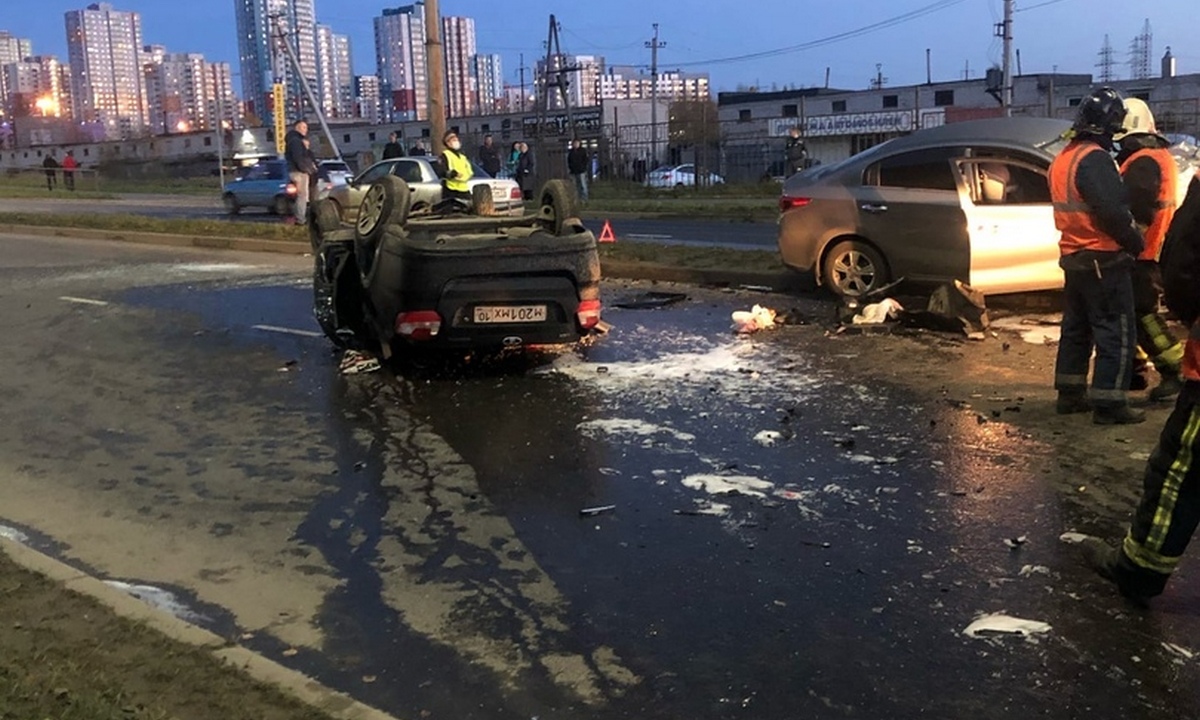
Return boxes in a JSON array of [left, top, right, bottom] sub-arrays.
[[471, 185, 495, 216], [309, 198, 343, 253], [355, 176, 411, 282], [536, 179, 579, 236]]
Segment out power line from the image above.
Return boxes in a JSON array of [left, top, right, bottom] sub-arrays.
[[1015, 0, 1072, 13], [658, 0, 968, 68]]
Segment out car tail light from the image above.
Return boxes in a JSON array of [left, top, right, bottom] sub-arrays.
[[395, 310, 441, 340], [286, 183, 298, 196], [779, 196, 812, 213], [510, 187, 523, 200], [576, 299, 602, 329]]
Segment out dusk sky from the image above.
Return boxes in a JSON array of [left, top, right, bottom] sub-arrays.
[[3, 0, 1196, 94]]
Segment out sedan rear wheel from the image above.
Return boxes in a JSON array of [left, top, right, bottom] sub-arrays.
[[823, 240, 889, 298]]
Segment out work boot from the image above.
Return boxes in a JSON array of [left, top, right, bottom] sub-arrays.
[[1148, 372, 1183, 402], [1130, 371, 1149, 391], [1093, 405, 1147, 425], [1078, 537, 1151, 607], [1056, 392, 1090, 415]]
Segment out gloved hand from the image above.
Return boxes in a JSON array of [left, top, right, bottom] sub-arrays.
[[447, 170, 459, 179]]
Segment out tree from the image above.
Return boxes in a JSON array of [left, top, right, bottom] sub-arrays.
[[668, 100, 720, 148]]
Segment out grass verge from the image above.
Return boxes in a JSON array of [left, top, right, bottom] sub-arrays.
[[0, 212, 308, 243], [599, 241, 784, 273], [0, 549, 334, 720]]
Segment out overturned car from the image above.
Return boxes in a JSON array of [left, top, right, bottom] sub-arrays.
[[309, 177, 603, 362]]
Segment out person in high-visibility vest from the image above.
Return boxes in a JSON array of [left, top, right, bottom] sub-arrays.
[[1115, 98, 1184, 402], [433, 130, 473, 206], [1081, 176, 1200, 604], [1050, 86, 1147, 425]]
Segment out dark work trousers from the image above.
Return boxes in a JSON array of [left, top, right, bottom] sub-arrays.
[[1054, 254, 1137, 407], [1132, 260, 1184, 375], [1116, 379, 1200, 596]]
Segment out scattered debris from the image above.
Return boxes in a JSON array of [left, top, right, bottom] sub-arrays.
[[277, 359, 299, 373], [613, 291, 688, 309], [1004, 535, 1029, 549], [739, 284, 774, 292], [1162, 643, 1196, 661], [852, 298, 904, 325], [963, 613, 1052, 638], [282, 648, 299, 657], [1058, 532, 1091, 545], [339, 350, 381, 375], [754, 430, 784, 447], [731, 305, 777, 334], [1019, 565, 1052, 577], [579, 505, 616, 517]]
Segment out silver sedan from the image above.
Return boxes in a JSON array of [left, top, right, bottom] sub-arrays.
[[321, 156, 524, 221]]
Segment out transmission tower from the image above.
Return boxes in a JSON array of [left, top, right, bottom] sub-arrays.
[[1097, 34, 1116, 83], [1128, 19, 1152, 81]]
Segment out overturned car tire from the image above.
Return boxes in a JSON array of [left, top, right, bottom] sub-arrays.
[[471, 185, 495, 217], [355, 176, 411, 282], [536, 179, 579, 236], [309, 198, 343, 253]]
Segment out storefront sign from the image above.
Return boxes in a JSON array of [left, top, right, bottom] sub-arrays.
[[521, 108, 603, 137], [801, 110, 915, 137]]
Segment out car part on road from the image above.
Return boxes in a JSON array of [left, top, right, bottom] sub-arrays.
[[823, 239, 889, 297], [613, 291, 688, 309]]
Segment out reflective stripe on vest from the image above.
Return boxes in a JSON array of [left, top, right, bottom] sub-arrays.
[[1119, 147, 1178, 261], [1184, 321, 1200, 382], [443, 149, 472, 193], [1050, 141, 1124, 255]]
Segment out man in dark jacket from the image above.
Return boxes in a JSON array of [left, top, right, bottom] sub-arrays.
[[43, 153, 58, 191], [567, 139, 589, 202], [1051, 87, 1146, 425], [785, 127, 808, 176], [382, 132, 404, 159], [284, 120, 318, 225], [1115, 98, 1183, 402], [516, 142, 535, 200], [478, 134, 501, 177]]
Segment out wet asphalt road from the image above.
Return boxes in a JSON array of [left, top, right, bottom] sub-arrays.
[[0, 232, 1197, 719]]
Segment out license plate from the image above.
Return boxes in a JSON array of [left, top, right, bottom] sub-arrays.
[[473, 305, 547, 324]]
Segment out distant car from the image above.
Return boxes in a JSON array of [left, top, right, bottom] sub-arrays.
[[222, 159, 296, 215], [777, 117, 1078, 298], [321, 156, 524, 222], [319, 159, 353, 186], [645, 164, 725, 188]]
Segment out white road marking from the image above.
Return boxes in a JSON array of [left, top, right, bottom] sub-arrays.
[[59, 296, 110, 306], [252, 324, 323, 338], [625, 233, 675, 240]]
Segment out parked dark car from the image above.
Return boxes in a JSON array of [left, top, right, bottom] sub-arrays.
[[222, 158, 297, 215], [309, 178, 601, 360], [777, 117, 1076, 297]]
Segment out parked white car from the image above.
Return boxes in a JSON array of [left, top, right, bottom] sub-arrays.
[[645, 164, 725, 188]]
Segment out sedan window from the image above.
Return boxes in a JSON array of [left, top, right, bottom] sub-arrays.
[[871, 149, 958, 191], [394, 161, 424, 184], [356, 162, 394, 185], [965, 160, 1051, 205]]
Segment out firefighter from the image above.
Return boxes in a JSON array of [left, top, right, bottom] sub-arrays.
[[1051, 87, 1147, 425], [1081, 175, 1200, 603], [1115, 98, 1184, 402]]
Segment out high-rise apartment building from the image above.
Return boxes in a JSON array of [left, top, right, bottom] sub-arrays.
[[234, 0, 318, 125], [207, 62, 241, 129], [472, 53, 502, 115], [3, 56, 68, 118], [599, 67, 710, 103], [355, 74, 381, 123], [316, 25, 353, 119], [0, 31, 34, 118], [143, 48, 213, 133], [66, 3, 148, 139], [442, 16, 476, 117], [374, 4, 426, 121]]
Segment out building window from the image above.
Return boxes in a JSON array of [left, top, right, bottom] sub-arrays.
[[343, 134, 351, 143], [1133, 91, 1151, 101], [36, 150, 42, 157], [481, 123, 491, 132], [934, 90, 955, 106], [832, 100, 847, 113], [84, 149, 89, 157], [738, 109, 751, 122], [204, 137, 212, 146], [1068, 97, 1082, 107], [184, 139, 191, 148], [782, 104, 798, 118], [368, 132, 376, 141], [882, 95, 899, 108]]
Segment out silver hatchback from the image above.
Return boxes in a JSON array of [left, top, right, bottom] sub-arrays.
[[322, 156, 524, 221]]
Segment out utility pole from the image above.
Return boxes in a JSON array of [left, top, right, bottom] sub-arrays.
[[519, 52, 526, 112], [645, 23, 665, 167], [424, 0, 446, 153], [999, 0, 1014, 114], [273, 13, 343, 161]]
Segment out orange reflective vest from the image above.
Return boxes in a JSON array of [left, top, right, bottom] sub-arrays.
[[1051, 140, 1124, 256], [1119, 146, 1177, 262], [1185, 321, 1200, 382]]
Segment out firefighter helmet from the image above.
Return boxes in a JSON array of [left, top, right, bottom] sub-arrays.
[[1072, 87, 1127, 137], [1114, 97, 1159, 140]]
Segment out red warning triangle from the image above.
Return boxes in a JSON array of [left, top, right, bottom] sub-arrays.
[[598, 220, 616, 243]]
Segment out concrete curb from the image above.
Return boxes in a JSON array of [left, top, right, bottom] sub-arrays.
[[0, 536, 402, 720]]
